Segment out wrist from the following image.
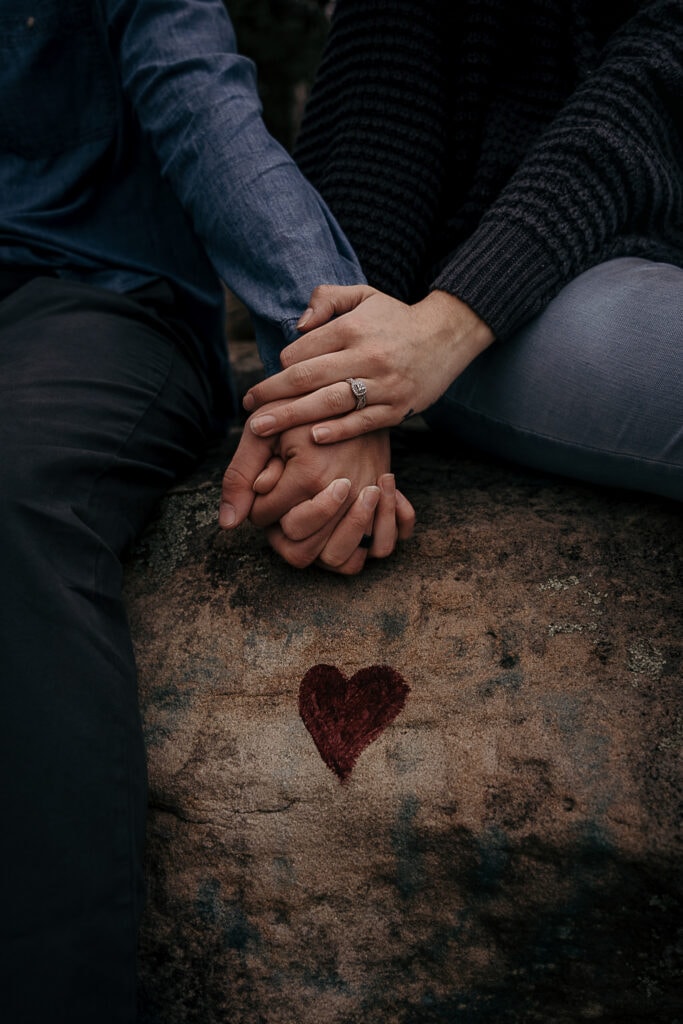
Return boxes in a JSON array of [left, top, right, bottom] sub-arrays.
[[417, 289, 495, 369]]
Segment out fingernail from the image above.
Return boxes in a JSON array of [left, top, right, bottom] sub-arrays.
[[219, 502, 236, 528], [331, 478, 351, 502], [312, 426, 331, 443], [242, 392, 254, 411], [362, 486, 381, 510], [250, 414, 277, 435], [380, 473, 396, 495], [297, 307, 313, 329]]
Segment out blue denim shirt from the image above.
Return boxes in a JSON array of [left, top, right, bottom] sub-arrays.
[[0, 0, 364, 393]]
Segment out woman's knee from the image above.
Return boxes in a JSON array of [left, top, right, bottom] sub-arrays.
[[426, 259, 683, 498]]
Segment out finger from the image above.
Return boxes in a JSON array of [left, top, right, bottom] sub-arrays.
[[244, 352, 353, 412], [250, 381, 363, 437], [369, 473, 398, 559], [279, 477, 352, 541], [265, 514, 344, 570], [317, 485, 380, 569], [310, 405, 396, 444], [253, 456, 285, 494], [315, 547, 368, 576], [395, 489, 417, 540], [295, 283, 376, 333], [250, 459, 328, 529], [265, 524, 317, 570], [220, 428, 275, 529]]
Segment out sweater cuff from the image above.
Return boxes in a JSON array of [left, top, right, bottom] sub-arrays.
[[431, 217, 567, 340]]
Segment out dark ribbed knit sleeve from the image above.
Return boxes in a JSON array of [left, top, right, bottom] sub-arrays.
[[435, 0, 683, 338], [294, 0, 450, 302]]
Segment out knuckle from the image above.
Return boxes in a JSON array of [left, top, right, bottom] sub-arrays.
[[291, 364, 315, 391], [279, 403, 298, 429], [358, 411, 376, 432], [289, 548, 315, 569], [279, 436, 301, 461], [368, 350, 386, 374], [337, 553, 366, 576], [273, 536, 315, 569], [221, 466, 248, 494], [344, 320, 363, 342], [326, 387, 348, 412], [278, 518, 301, 542], [354, 511, 372, 534], [372, 538, 396, 559], [319, 549, 345, 569]]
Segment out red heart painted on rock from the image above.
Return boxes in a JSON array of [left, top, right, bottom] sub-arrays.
[[299, 664, 410, 782]]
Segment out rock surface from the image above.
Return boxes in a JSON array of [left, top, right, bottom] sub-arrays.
[[125, 427, 682, 1024]]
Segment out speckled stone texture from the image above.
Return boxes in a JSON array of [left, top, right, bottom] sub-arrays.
[[125, 428, 682, 1024]]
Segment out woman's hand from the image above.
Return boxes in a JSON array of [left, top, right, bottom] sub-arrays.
[[242, 286, 494, 444]]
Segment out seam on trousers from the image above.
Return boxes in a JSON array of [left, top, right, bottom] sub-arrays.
[[433, 398, 683, 471]]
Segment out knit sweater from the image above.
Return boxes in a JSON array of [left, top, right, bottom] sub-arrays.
[[295, 0, 683, 339]]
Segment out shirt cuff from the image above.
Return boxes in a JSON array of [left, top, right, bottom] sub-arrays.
[[251, 315, 301, 377]]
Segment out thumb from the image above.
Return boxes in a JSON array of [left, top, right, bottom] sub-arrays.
[[220, 427, 276, 529], [296, 283, 375, 332]]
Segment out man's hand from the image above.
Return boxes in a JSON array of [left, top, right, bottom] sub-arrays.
[[219, 413, 278, 530], [251, 424, 415, 573], [248, 424, 390, 526]]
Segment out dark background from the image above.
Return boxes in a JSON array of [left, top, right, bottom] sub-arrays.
[[226, 0, 332, 151]]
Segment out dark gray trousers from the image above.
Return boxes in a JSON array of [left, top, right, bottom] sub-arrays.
[[0, 277, 212, 1024]]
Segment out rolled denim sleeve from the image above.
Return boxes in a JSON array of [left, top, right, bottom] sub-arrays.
[[101, 0, 364, 371]]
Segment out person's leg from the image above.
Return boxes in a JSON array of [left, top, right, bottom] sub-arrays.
[[424, 258, 683, 500], [0, 277, 212, 1024]]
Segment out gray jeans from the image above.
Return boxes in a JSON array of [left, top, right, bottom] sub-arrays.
[[425, 259, 683, 501]]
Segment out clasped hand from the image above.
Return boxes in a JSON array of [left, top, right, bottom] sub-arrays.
[[219, 403, 414, 574], [218, 285, 492, 572]]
